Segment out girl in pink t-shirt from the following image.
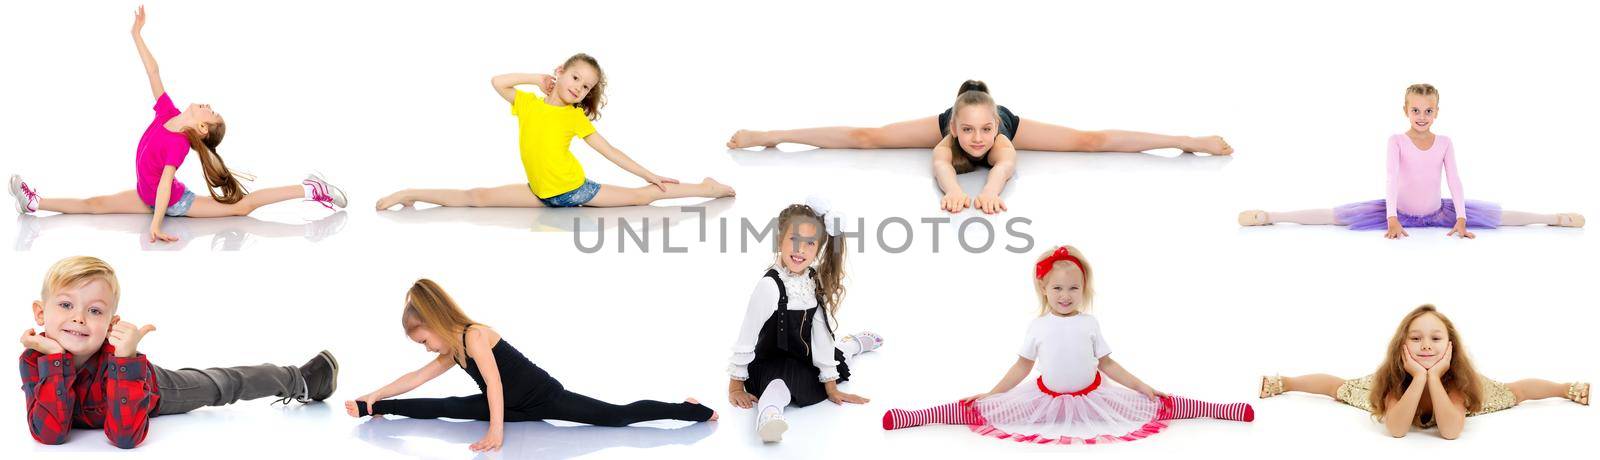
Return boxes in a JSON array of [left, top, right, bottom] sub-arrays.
[[6, 6, 347, 243], [1238, 84, 1584, 239]]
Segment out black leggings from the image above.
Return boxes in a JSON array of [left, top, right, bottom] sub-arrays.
[[359, 390, 713, 427]]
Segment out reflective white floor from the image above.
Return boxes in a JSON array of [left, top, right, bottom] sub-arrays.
[[4, 1, 1597, 459]]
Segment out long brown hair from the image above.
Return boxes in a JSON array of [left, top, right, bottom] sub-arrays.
[[775, 204, 848, 323], [947, 80, 1001, 174], [1370, 304, 1482, 418], [562, 53, 607, 121], [181, 121, 252, 204], [402, 279, 480, 362]]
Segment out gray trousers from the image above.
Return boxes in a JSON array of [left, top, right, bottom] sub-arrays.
[[154, 363, 303, 415]]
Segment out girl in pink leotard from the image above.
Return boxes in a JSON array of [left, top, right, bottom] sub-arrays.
[[1238, 84, 1583, 239]]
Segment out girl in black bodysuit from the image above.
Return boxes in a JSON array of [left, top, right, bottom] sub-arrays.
[[347, 279, 715, 453]]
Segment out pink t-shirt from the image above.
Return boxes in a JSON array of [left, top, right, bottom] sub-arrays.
[[135, 93, 190, 207], [1385, 133, 1465, 218]]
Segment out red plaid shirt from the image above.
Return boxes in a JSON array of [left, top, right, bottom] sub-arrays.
[[19, 342, 159, 449]]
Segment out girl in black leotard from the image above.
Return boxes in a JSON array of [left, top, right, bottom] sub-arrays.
[[726, 80, 1234, 215], [346, 279, 715, 453]]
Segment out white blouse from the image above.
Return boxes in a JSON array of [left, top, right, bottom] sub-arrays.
[[728, 264, 842, 383]]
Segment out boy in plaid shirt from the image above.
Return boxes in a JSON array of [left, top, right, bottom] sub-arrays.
[[19, 256, 338, 448]]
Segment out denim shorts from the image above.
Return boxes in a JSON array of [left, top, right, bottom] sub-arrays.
[[153, 189, 197, 217], [538, 179, 600, 208]]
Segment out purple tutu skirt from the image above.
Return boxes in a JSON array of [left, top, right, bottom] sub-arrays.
[[1334, 199, 1502, 231]]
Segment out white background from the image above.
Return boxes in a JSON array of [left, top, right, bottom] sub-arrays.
[[2, 0, 1595, 458]]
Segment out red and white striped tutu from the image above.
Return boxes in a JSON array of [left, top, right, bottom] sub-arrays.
[[967, 373, 1168, 444]]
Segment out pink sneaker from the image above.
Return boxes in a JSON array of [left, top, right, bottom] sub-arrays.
[[9, 175, 38, 214], [303, 172, 348, 210]]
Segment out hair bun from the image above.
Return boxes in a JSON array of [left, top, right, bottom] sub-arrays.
[[958, 79, 989, 96]]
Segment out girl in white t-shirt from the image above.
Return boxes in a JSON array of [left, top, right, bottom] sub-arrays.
[[881, 245, 1253, 444]]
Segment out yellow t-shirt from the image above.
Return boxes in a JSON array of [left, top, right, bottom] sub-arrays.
[[511, 89, 597, 198]]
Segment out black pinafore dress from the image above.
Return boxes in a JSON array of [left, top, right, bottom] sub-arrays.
[[741, 268, 851, 407]]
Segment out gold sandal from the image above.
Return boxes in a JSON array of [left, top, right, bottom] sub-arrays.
[[1555, 213, 1586, 228], [1568, 382, 1590, 406], [1260, 375, 1285, 399]]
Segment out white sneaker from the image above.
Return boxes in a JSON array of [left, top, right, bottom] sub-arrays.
[[303, 172, 347, 210], [756, 405, 788, 443], [10, 175, 39, 214], [846, 331, 884, 354]]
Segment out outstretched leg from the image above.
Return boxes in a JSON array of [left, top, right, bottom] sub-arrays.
[[1159, 396, 1254, 422], [356, 395, 491, 420], [186, 185, 307, 217], [375, 184, 544, 210], [528, 389, 715, 427], [1011, 119, 1233, 155], [727, 116, 943, 150], [583, 179, 735, 207], [1273, 374, 1346, 399], [38, 190, 150, 214], [882, 401, 980, 430], [1500, 210, 1585, 227], [1239, 208, 1342, 226], [1506, 379, 1588, 405], [153, 363, 304, 415]]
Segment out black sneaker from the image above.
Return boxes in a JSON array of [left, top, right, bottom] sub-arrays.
[[298, 350, 339, 402]]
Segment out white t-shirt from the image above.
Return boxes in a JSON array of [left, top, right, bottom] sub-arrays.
[[1019, 313, 1111, 393]]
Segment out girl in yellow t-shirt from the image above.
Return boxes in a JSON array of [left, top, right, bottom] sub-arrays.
[[375, 53, 734, 209]]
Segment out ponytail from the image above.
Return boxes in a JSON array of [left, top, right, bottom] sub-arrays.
[[184, 121, 252, 204]]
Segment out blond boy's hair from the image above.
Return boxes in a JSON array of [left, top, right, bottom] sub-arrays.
[[41, 256, 120, 307]]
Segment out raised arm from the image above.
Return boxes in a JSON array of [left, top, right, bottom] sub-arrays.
[[932, 136, 969, 213], [490, 73, 553, 104], [131, 6, 164, 100], [464, 328, 504, 452], [962, 356, 1034, 402]]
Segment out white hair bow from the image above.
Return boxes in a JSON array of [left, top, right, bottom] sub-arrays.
[[805, 195, 850, 236]]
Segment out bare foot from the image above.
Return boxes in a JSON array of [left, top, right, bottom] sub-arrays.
[[1183, 136, 1234, 155], [703, 178, 736, 198], [686, 397, 718, 421], [1238, 210, 1270, 226], [727, 130, 777, 149], [375, 192, 415, 211], [344, 400, 360, 417]]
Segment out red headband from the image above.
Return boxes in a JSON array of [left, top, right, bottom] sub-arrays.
[[1035, 246, 1084, 279]]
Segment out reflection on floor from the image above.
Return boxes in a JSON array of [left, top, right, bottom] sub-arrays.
[[377, 197, 735, 233], [13, 211, 347, 251], [354, 416, 714, 459]]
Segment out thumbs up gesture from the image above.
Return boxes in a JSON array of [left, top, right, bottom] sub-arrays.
[[108, 318, 157, 358]]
